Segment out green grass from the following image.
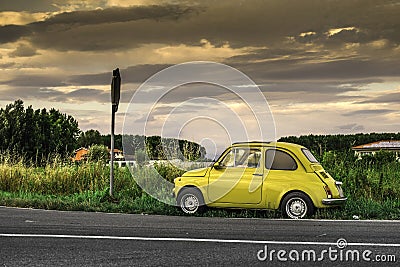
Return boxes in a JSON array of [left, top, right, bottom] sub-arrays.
[[0, 155, 399, 220]]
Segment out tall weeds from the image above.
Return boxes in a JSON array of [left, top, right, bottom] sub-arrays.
[[0, 151, 399, 219]]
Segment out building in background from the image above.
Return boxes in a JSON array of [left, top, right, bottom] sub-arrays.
[[109, 148, 125, 161], [73, 147, 89, 162], [352, 140, 400, 160]]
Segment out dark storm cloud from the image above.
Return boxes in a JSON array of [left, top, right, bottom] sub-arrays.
[[0, 4, 201, 48], [0, 87, 61, 102], [0, 59, 378, 106], [0, 25, 31, 44], [0, 75, 67, 87], [68, 71, 111, 86], [294, 28, 370, 47], [1, 0, 399, 110], [9, 44, 39, 57], [227, 47, 396, 85], [0, 0, 58, 12], [2, 62, 153, 91], [2, 0, 400, 51], [28, 5, 202, 51], [34, 5, 198, 27], [68, 64, 172, 85], [235, 59, 400, 82], [0, 86, 109, 103]]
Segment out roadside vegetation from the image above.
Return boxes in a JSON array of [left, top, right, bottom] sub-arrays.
[[0, 147, 399, 219], [0, 100, 398, 219]]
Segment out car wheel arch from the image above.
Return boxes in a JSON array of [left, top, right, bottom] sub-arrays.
[[279, 190, 316, 218], [177, 185, 204, 198], [278, 190, 315, 210]]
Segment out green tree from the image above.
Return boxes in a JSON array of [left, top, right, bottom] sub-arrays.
[[0, 100, 80, 164], [77, 129, 102, 148], [87, 144, 109, 162]]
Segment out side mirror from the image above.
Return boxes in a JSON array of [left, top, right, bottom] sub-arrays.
[[213, 162, 222, 169]]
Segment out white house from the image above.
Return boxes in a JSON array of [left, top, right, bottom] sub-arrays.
[[352, 140, 400, 160]]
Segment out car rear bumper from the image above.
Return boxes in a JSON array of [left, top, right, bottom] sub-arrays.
[[322, 197, 347, 205]]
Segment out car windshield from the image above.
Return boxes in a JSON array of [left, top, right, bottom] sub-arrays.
[[302, 148, 319, 163]]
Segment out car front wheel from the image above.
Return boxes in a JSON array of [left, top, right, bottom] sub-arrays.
[[281, 192, 314, 219], [177, 188, 206, 214]]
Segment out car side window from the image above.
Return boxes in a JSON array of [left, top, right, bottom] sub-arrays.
[[220, 148, 261, 168], [266, 149, 297, 170], [246, 150, 261, 168], [220, 149, 235, 167]]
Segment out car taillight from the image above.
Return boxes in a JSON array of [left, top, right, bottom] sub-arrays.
[[324, 185, 332, 198]]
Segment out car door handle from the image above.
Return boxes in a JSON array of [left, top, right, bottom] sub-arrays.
[[253, 173, 263, 176]]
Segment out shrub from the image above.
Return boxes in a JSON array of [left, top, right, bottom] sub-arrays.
[[87, 144, 109, 163], [153, 162, 185, 183]]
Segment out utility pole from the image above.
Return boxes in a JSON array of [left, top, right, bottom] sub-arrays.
[[110, 68, 121, 197]]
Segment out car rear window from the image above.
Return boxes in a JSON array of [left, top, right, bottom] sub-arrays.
[[302, 148, 319, 163]]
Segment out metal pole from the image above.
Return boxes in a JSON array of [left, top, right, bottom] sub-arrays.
[[110, 105, 115, 197]]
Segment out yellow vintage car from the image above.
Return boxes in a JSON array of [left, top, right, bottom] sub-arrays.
[[173, 141, 347, 218]]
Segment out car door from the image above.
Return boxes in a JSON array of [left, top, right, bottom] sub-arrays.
[[207, 147, 263, 204], [262, 148, 301, 208]]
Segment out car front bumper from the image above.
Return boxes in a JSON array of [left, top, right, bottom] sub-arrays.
[[322, 197, 347, 206]]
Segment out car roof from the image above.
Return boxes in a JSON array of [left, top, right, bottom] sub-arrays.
[[231, 141, 306, 150]]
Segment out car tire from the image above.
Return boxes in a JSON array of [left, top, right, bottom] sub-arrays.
[[281, 192, 314, 219], [177, 188, 206, 214]]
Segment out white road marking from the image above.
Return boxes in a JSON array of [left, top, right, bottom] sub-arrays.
[[1, 234, 400, 247]]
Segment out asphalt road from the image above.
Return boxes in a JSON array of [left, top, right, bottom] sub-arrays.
[[0, 206, 399, 266]]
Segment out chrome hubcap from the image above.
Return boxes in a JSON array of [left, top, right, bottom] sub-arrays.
[[286, 197, 307, 218], [182, 194, 199, 213]]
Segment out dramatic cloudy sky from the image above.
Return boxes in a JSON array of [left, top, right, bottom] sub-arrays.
[[1, 0, 399, 152]]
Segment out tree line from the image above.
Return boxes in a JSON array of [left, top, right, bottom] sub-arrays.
[[77, 129, 206, 161], [2, 100, 399, 164], [278, 132, 400, 158]]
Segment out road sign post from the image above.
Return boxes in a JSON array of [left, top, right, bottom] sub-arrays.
[[110, 68, 121, 197]]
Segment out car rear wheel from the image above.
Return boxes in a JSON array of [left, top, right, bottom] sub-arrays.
[[281, 192, 314, 219], [177, 188, 206, 214]]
